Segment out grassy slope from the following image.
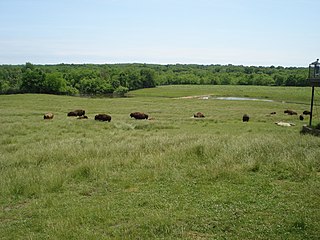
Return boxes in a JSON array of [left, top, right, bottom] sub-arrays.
[[0, 85, 320, 239]]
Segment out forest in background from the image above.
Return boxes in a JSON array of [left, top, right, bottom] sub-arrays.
[[0, 62, 309, 96]]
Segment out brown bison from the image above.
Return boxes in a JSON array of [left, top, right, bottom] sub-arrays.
[[95, 114, 111, 122], [299, 115, 304, 121], [194, 112, 205, 118], [67, 109, 85, 117], [284, 109, 297, 115], [44, 112, 54, 120], [242, 114, 250, 122], [130, 112, 148, 120]]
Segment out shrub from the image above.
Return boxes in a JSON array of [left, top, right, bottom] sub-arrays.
[[113, 86, 129, 97]]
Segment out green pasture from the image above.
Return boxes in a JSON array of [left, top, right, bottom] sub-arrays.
[[129, 85, 312, 103], [0, 85, 320, 239]]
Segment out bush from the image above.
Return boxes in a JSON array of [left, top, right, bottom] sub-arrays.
[[113, 86, 129, 97], [65, 86, 80, 95]]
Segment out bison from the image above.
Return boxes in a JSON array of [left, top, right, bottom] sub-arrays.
[[67, 109, 85, 117], [44, 112, 54, 120], [77, 115, 88, 119], [303, 110, 311, 115], [284, 109, 297, 115], [130, 112, 148, 120], [299, 115, 304, 121], [242, 114, 250, 122], [67, 111, 77, 116], [194, 112, 205, 118], [95, 114, 111, 122]]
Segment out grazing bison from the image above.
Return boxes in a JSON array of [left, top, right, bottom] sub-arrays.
[[299, 115, 304, 121], [270, 112, 276, 115], [242, 114, 250, 122], [95, 114, 111, 122], [44, 112, 54, 120], [284, 109, 297, 115], [130, 112, 148, 120], [67, 109, 85, 117], [303, 110, 311, 115], [194, 112, 205, 118]]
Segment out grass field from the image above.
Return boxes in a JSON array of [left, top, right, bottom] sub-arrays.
[[1, 85, 320, 239]]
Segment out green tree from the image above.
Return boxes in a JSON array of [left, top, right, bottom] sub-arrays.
[[110, 78, 121, 89], [127, 70, 141, 90], [44, 72, 67, 94], [285, 75, 297, 86], [220, 73, 231, 85], [252, 74, 275, 86], [79, 77, 113, 95], [0, 80, 10, 93], [273, 74, 286, 86], [25, 62, 35, 70], [117, 72, 130, 87], [140, 69, 156, 88], [21, 68, 46, 93]]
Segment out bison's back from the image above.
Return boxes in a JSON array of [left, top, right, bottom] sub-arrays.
[[68, 109, 85, 117]]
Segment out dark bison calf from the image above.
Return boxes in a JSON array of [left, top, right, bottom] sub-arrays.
[[194, 112, 205, 118], [242, 114, 250, 122], [44, 112, 54, 119], [67, 109, 85, 117], [95, 114, 111, 122], [77, 115, 88, 119], [284, 109, 297, 115], [303, 110, 311, 115], [130, 112, 148, 120]]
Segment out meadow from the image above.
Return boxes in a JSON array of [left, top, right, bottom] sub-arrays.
[[0, 85, 320, 239]]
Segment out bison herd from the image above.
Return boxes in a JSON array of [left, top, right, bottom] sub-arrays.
[[239, 109, 311, 123], [43, 108, 312, 125], [44, 110, 150, 122]]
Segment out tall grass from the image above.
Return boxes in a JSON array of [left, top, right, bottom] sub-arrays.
[[0, 86, 320, 239]]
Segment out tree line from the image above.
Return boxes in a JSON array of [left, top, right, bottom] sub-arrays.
[[0, 62, 309, 95]]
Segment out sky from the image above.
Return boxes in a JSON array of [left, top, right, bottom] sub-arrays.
[[0, 0, 319, 66]]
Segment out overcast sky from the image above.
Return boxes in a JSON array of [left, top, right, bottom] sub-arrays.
[[0, 0, 319, 66]]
